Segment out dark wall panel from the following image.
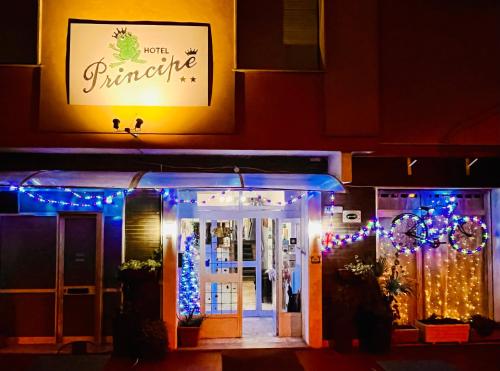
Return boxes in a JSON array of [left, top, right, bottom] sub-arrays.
[[125, 190, 161, 260], [322, 187, 376, 340], [0, 294, 55, 337], [0, 216, 57, 289], [0, 2, 38, 64]]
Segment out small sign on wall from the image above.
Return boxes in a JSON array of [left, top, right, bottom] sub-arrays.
[[310, 256, 321, 264], [324, 205, 343, 214], [342, 210, 362, 223]]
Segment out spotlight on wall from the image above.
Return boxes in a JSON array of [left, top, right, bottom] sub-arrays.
[[135, 118, 144, 131], [112, 117, 144, 138]]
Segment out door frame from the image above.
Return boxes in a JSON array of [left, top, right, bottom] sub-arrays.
[[196, 210, 284, 338], [198, 215, 242, 338], [56, 212, 104, 344]]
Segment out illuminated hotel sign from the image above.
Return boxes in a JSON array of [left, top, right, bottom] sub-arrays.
[[67, 20, 211, 106]]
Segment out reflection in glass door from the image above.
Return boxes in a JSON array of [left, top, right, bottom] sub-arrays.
[[242, 218, 277, 320]]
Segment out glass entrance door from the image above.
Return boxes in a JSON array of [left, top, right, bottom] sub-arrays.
[[199, 217, 242, 338], [242, 218, 277, 318]]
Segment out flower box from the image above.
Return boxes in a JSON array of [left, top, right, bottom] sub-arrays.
[[392, 326, 419, 344], [416, 320, 470, 343], [469, 328, 500, 342]]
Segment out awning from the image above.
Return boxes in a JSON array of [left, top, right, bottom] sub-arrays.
[[0, 171, 344, 192]]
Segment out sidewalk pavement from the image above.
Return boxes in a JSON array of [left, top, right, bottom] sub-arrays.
[[1, 343, 500, 371]]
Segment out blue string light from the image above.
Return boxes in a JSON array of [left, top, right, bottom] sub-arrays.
[[164, 190, 310, 206], [7, 186, 126, 208], [322, 196, 488, 255], [179, 235, 200, 315]]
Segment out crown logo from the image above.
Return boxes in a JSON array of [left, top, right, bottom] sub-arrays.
[[185, 48, 198, 56], [112, 27, 128, 39]]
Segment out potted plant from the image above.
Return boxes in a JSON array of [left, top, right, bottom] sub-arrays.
[[113, 249, 163, 357], [416, 314, 470, 343], [177, 309, 205, 347], [346, 253, 414, 352], [469, 315, 500, 342], [377, 255, 418, 344], [331, 255, 375, 352], [137, 319, 168, 359]]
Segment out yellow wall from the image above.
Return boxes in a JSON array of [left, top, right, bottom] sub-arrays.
[[39, 0, 234, 134]]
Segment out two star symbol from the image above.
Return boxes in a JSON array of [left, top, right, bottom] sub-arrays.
[[180, 77, 196, 82]]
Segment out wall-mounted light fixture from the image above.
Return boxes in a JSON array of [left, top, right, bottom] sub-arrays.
[[465, 158, 479, 176], [308, 221, 322, 239], [163, 221, 178, 240], [112, 118, 144, 138], [407, 157, 418, 176]]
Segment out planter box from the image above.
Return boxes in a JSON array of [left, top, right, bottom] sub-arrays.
[[469, 328, 500, 342], [177, 326, 201, 347], [416, 320, 470, 343], [392, 327, 419, 344]]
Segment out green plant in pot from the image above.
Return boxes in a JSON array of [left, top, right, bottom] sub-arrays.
[[177, 308, 205, 347], [113, 248, 163, 357], [346, 253, 413, 353]]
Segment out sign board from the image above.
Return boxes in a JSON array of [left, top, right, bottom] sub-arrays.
[[310, 256, 321, 264], [67, 20, 211, 106], [324, 205, 343, 215], [342, 210, 362, 223]]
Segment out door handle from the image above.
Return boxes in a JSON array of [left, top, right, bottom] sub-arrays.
[[65, 287, 91, 295]]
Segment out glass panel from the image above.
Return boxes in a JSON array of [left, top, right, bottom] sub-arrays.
[[243, 267, 256, 311], [205, 282, 238, 314], [424, 246, 487, 321], [0, 171, 36, 186], [281, 221, 302, 312], [138, 172, 241, 189], [243, 218, 256, 261], [206, 220, 238, 274], [24, 171, 137, 188], [241, 191, 285, 207], [64, 216, 96, 286], [197, 191, 239, 207], [378, 216, 417, 325], [261, 218, 275, 311], [0, 216, 57, 289], [241, 173, 344, 192]]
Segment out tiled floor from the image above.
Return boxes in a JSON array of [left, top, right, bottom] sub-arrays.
[[195, 336, 307, 350], [191, 317, 307, 350], [242, 317, 274, 337]]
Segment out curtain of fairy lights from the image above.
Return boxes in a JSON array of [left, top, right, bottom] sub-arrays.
[[424, 244, 486, 320]]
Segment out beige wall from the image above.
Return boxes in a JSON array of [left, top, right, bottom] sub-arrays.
[[39, 0, 234, 134]]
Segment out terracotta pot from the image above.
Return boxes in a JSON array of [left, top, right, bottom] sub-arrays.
[[177, 326, 201, 347], [392, 326, 419, 344]]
